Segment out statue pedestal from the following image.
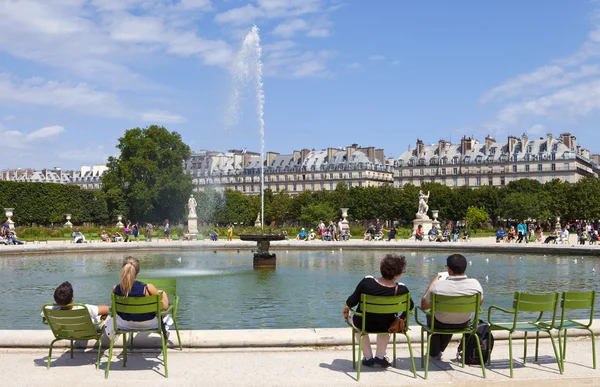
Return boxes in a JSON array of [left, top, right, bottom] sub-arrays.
[[188, 215, 198, 234], [341, 208, 350, 231], [413, 218, 434, 237]]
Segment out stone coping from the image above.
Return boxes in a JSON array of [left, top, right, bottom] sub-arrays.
[[2, 236, 600, 256], [3, 319, 598, 349]]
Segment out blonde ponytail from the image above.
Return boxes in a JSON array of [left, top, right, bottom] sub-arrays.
[[119, 256, 140, 296]]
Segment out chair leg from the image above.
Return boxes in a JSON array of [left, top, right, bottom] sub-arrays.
[[424, 333, 432, 380], [96, 338, 102, 370], [461, 335, 466, 368], [509, 333, 514, 378], [561, 329, 567, 361], [473, 333, 486, 378], [123, 333, 128, 368], [392, 333, 397, 368], [535, 331, 540, 362], [405, 332, 416, 378], [47, 339, 59, 369], [173, 318, 182, 351], [70, 340, 74, 359], [161, 329, 169, 378], [487, 330, 492, 366], [523, 332, 528, 365], [105, 336, 116, 379], [420, 328, 425, 368], [590, 328, 596, 369], [351, 331, 356, 369], [357, 334, 364, 381], [548, 332, 562, 374]]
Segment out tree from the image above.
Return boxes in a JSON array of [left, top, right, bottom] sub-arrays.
[[465, 206, 490, 230], [299, 203, 336, 226], [102, 125, 193, 223]]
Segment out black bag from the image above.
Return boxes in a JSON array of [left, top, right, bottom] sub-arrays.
[[457, 319, 494, 365]]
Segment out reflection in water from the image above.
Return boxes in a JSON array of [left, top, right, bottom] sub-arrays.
[[1, 250, 598, 330]]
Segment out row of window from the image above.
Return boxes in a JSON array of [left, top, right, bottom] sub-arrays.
[[397, 174, 571, 187], [401, 163, 570, 177], [193, 171, 395, 184], [400, 150, 574, 167], [198, 181, 368, 193]]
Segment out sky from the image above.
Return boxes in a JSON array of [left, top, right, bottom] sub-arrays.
[[2, 0, 600, 170]]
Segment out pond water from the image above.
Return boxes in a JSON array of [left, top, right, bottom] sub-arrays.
[[1, 249, 598, 330]]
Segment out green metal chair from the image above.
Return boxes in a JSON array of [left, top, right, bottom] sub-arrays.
[[346, 292, 416, 381], [136, 278, 182, 350], [488, 292, 562, 378], [104, 294, 168, 379], [415, 293, 486, 379], [553, 291, 596, 370], [42, 303, 105, 369]]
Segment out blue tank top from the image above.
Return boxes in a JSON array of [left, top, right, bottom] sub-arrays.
[[114, 280, 156, 321]]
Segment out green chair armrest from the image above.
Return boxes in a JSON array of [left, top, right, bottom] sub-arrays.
[[488, 305, 516, 326], [414, 306, 430, 328], [345, 307, 357, 329]]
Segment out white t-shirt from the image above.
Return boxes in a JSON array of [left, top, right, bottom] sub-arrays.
[[42, 304, 101, 324], [424, 275, 483, 324]]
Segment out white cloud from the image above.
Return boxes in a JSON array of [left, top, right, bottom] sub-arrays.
[[0, 124, 65, 149], [214, 4, 265, 25], [481, 11, 600, 129], [368, 55, 386, 61], [347, 62, 361, 69], [273, 18, 309, 37], [27, 125, 66, 140], [58, 146, 110, 164], [141, 110, 187, 124], [263, 48, 335, 78], [391, 59, 401, 66], [528, 124, 545, 135], [306, 28, 330, 37]]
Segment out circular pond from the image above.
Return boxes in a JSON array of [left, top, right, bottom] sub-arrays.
[[2, 249, 598, 330]]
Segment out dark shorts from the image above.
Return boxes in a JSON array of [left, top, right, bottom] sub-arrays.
[[165, 229, 171, 235]]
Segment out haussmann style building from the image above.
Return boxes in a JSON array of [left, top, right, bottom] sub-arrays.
[[393, 132, 597, 188]]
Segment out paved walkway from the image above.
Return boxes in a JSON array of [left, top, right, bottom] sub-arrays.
[[2, 336, 598, 387]]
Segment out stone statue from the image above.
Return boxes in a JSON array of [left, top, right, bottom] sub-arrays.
[[188, 195, 197, 218], [416, 190, 430, 219]]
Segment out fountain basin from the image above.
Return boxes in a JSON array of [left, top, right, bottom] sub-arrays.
[[239, 234, 286, 268]]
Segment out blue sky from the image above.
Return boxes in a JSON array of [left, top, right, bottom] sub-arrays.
[[2, 0, 600, 169]]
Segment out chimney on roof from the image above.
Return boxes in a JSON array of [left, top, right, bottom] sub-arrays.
[[327, 147, 337, 163], [266, 151, 279, 167], [416, 139, 424, 156], [293, 150, 301, 164], [301, 148, 310, 160], [521, 133, 528, 151], [508, 135, 518, 154], [438, 139, 447, 156], [485, 135, 495, 155], [375, 148, 385, 164], [461, 136, 474, 155], [546, 133, 553, 152], [560, 132, 572, 150]]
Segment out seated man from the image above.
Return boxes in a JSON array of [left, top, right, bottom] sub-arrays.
[[421, 254, 483, 360], [578, 230, 588, 245], [341, 229, 351, 241], [42, 281, 109, 326], [210, 230, 218, 241], [506, 227, 516, 242], [72, 228, 86, 243], [557, 227, 569, 244], [182, 230, 196, 241], [452, 227, 460, 242], [427, 227, 439, 242], [296, 228, 307, 240], [544, 229, 558, 244], [386, 227, 397, 241], [461, 229, 471, 241], [495, 227, 506, 243], [7, 230, 25, 245], [112, 231, 123, 242], [308, 229, 316, 240], [440, 228, 450, 242]]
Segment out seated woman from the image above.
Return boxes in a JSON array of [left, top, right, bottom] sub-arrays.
[[101, 231, 111, 242], [112, 231, 123, 242], [296, 228, 307, 240], [107, 256, 170, 338], [535, 227, 543, 242], [452, 227, 460, 242], [544, 229, 558, 244], [427, 228, 438, 242], [506, 226, 516, 242], [210, 230, 218, 241], [308, 229, 316, 240], [343, 254, 413, 368]]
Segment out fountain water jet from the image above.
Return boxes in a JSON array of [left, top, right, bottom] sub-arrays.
[[229, 25, 284, 268]]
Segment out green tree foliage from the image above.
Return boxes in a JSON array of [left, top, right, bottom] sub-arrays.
[[500, 192, 543, 220], [0, 181, 108, 225], [465, 206, 490, 229], [101, 125, 193, 223], [299, 202, 337, 226]]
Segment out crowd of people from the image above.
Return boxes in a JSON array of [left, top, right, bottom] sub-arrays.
[[0, 221, 25, 245]]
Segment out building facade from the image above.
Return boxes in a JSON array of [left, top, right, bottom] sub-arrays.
[[184, 144, 393, 195], [0, 165, 107, 190], [393, 132, 596, 188]]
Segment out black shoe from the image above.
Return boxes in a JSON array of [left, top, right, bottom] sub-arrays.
[[361, 357, 374, 367], [373, 356, 392, 368]]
